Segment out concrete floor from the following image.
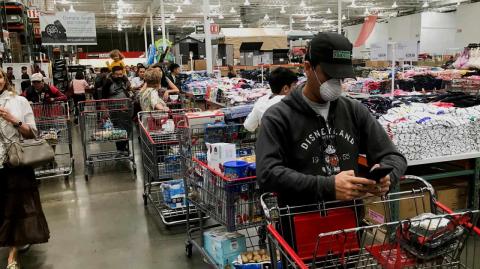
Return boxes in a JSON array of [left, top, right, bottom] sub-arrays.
[[0, 126, 209, 269]]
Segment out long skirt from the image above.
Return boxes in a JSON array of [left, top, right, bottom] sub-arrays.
[[0, 166, 50, 247]]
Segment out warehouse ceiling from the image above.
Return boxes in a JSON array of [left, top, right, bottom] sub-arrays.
[[32, 0, 472, 34]]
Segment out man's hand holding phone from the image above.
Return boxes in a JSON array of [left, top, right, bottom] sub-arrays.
[[367, 164, 393, 197], [335, 170, 376, 200]]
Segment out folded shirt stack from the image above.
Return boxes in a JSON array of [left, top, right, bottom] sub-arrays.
[[379, 103, 480, 161]]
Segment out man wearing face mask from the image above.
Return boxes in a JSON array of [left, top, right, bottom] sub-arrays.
[[256, 33, 407, 208]]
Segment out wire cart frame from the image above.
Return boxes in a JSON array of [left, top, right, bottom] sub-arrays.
[[79, 98, 136, 181], [138, 109, 203, 226], [32, 102, 74, 180], [261, 176, 480, 269], [181, 123, 265, 267]]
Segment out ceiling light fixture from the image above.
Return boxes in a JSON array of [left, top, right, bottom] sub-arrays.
[[219, 13, 224, 19], [326, 8, 332, 14], [348, 0, 357, 8], [183, 0, 192, 5], [291, 17, 295, 23], [306, 15, 312, 21], [177, 6, 183, 12], [392, 1, 398, 8], [342, 14, 346, 20], [300, 0, 306, 8], [230, 7, 236, 13], [60, 0, 69, 4], [244, 0, 250, 6], [239, 22, 244, 28], [68, 4, 75, 12], [364, 7, 369, 15], [280, 6, 286, 14], [117, 24, 122, 31], [264, 14, 270, 20], [170, 13, 176, 19], [210, 17, 215, 23], [165, 18, 171, 23], [117, 0, 123, 5], [117, 13, 123, 18], [305, 23, 311, 29], [456, 1, 460, 6], [422, 1, 429, 8]]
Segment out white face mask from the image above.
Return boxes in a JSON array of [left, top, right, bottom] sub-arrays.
[[312, 70, 342, 102]]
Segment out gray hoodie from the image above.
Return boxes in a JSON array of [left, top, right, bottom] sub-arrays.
[[256, 85, 407, 207]]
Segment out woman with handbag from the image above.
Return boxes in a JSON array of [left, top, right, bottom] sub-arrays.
[[0, 68, 50, 269]]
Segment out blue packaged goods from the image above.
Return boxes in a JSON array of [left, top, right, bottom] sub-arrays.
[[247, 163, 256, 177], [164, 155, 181, 173], [203, 228, 247, 269], [223, 160, 249, 179], [222, 105, 254, 120], [161, 179, 186, 209]]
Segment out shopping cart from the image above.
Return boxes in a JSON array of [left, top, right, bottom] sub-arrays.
[[261, 176, 480, 269], [79, 98, 136, 181], [182, 123, 264, 264], [31, 102, 74, 180], [138, 109, 203, 226]]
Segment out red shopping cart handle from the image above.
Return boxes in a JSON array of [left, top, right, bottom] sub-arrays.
[[435, 200, 480, 235], [266, 224, 308, 269]]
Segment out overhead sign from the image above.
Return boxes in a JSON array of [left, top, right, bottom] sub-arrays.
[[210, 24, 220, 35], [370, 42, 388, 61], [195, 25, 205, 35], [40, 12, 97, 45]]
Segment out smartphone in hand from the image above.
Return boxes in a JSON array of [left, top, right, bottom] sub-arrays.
[[367, 166, 393, 183]]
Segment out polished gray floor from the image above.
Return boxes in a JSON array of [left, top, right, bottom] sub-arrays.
[[0, 126, 209, 269]]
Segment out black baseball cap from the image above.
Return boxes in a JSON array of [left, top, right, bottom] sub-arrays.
[[306, 32, 355, 79]]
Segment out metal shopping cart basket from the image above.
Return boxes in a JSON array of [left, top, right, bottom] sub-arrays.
[[181, 123, 266, 264], [32, 102, 74, 180], [79, 98, 136, 181], [138, 109, 203, 226], [260, 175, 480, 269]]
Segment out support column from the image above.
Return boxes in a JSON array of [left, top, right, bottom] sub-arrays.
[[337, 0, 342, 34], [203, 0, 213, 73], [143, 21, 148, 57], [149, 7, 154, 50], [160, 0, 166, 51], [125, 31, 129, 52]]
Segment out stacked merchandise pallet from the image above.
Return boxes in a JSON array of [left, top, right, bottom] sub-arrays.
[[53, 59, 68, 93], [180, 111, 273, 269]]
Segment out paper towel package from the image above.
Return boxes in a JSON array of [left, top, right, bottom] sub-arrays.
[[207, 143, 237, 173]]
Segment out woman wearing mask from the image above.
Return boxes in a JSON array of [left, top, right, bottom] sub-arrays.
[[0, 68, 50, 269]]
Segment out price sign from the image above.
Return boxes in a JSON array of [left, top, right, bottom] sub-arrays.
[[396, 41, 418, 61], [370, 42, 388, 61]]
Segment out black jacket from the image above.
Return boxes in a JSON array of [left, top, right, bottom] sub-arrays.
[[256, 85, 407, 207], [102, 74, 130, 99]]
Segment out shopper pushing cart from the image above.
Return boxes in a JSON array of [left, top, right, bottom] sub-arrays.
[[79, 98, 135, 181], [31, 102, 73, 180], [255, 32, 408, 244]]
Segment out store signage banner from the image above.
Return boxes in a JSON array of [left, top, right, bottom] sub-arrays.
[[353, 15, 378, 47], [370, 42, 388, 61], [39, 12, 97, 45]]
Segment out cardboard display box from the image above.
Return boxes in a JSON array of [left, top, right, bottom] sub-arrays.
[[364, 179, 468, 225]]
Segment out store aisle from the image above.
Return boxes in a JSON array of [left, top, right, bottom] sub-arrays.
[[0, 126, 208, 269]]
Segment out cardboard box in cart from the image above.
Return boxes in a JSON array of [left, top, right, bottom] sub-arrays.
[[207, 143, 236, 173], [364, 180, 468, 225], [185, 110, 225, 127], [203, 228, 247, 269]]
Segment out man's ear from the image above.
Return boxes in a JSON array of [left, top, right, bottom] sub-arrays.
[[304, 60, 312, 72]]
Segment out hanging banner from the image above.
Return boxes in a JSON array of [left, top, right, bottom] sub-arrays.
[[353, 15, 378, 47], [40, 12, 97, 45], [370, 42, 388, 61]]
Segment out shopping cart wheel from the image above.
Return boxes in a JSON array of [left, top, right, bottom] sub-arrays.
[[143, 194, 148, 206], [85, 175, 89, 182], [185, 241, 193, 258]]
